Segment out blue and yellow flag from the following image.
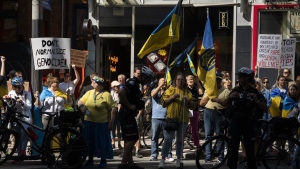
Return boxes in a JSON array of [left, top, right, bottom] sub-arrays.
[[196, 16, 217, 98], [282, 97, 296, 118], [166, 37, 198, 85], [137, 0, 182, 59]]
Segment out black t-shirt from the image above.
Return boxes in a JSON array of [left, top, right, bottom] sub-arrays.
[[188, 85, 199, 111], [0, 76, 4, 84], [230, 86, 266, 113], [122, 77, 142, 109]]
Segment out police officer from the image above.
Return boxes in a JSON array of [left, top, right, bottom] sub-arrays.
[[221, 67, 267, 169], [117, 66, 155, 169]]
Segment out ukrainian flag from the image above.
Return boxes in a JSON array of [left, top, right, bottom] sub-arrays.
[[165, 37, 198, 86], [137, 0, 182, 59], [282, 97, 296, 118], [196, 16, 217, 98]]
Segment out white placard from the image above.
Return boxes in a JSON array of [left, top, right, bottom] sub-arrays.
[[31, 38, 70, 70], [257, 34, 282, 68], [280, 38, 296, 69]]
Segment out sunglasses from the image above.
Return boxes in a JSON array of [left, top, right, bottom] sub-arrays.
[[283, 72, 289, 74], [263, 82, 269, 84]]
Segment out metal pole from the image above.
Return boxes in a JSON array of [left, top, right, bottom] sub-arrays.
[[31, 0, 42, 92]]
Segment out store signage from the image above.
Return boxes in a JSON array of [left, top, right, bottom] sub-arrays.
[[109, 55, 118, 72], [280, 38, 296, 69], [31, 38, 71, 70], [219, 11, 228, 29], [257, 34, 282, 68]]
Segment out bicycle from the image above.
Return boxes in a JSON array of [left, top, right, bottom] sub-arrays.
[[195, 109, 300, 169], [0, 97, 88, 169]]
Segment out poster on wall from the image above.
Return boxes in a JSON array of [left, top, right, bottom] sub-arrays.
[[290, 11, 300, 34], [30, 38, 70, 70], [257, 34, 282, 68], [280, 38, 296, 69]]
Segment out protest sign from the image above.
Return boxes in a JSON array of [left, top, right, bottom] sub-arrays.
[[70, 49, 88, 68], [31, 38, 70, 70], [257, 34, 282, 68], [280, 38, 296, 69]]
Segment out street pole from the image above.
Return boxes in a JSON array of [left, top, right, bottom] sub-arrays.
[[31, 0, 42, 92]]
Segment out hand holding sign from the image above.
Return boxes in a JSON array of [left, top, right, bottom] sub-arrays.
[[71, 64, 76, 69]]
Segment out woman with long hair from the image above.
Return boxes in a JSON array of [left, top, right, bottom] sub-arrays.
[[158, 72, 196, 169]]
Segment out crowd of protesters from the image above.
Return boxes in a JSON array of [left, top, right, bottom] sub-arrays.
[[2, 54, 300, 169]]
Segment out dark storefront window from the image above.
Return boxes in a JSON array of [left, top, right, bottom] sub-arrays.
[[0, 0, 18, 42]]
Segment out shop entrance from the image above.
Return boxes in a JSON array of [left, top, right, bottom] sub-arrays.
[[101, 38, 131, 81]]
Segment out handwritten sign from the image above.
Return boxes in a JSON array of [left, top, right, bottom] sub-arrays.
[[31, 38, 70, 70], [257, 34, 282, 68], [280, 38, 296, 69], [70, 49, 88, 68]]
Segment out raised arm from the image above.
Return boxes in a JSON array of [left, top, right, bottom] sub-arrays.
[[71, 64, 80, 86], [0, 56, 5, 77]]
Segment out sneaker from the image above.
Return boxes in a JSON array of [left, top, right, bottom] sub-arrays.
[[118, 164, 129, 169], [150, 156, 158, 161], [166, 157, 175, 162], [135, 152, 143, 158], [129, 163, 144, 169], [158, 159, 165, 169]]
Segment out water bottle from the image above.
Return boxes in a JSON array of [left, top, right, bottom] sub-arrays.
[[28, 127, 38, 140]]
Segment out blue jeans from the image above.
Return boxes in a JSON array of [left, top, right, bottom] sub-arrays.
[[151, 118, 172, 158], [292, 146, 300, 169], [161, 122, 188, 158], [204, 108, 223, 160]]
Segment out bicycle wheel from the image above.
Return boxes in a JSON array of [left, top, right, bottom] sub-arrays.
[[142, 124, 164, 149], [45, 128, 87, 169], [260, 136, 300, 169], [195, 135, 228, 169], [0, 129, 19, 165]]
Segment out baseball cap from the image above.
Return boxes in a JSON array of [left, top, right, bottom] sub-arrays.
[[111, 80, 120, 87], [7, 70, 16, 78]]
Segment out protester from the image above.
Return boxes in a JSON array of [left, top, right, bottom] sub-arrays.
[[117, 66, 154, 169], [110, 80, 122, 149], [270, 75, 287, 118], [221, 67, 267, 169], [59, 64, 80, 99], [0, 56, 7, 97], [4, 77, 32, 163], [118, 74, 126, 88], [262, 77, 271, 91], [149, 77, 174, 162], [186, 75, 202, 148], [158, 72, 196, 169], [200, 72, 230, 163], [79, 72, 99, 97], [78, 76, 114, 168]]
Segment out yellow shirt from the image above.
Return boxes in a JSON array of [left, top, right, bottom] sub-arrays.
[[204, 88, 230, 109], [162, 86, 196, 123], [80, 89, 114, 123]]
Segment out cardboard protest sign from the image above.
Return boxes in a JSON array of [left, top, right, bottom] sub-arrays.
[[70, 49, 88, 68], [257, 34, 282, 68], [31, 38, 70, 70], [280, 38, 296, 69]]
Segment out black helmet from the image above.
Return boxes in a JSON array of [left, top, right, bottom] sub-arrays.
[[236, 67, 254, 78], [141, 66, 155, 85]]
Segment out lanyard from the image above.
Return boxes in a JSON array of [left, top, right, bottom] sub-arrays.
[[94, 90, 103, 108]]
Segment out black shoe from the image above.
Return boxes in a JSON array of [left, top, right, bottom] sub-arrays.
[[129, 163, 144, 169], [238, 157, 247, 164]]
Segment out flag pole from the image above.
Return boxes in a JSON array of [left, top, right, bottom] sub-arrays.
[[164, 0, 183, 86]]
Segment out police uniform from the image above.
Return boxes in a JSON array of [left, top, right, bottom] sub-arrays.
[[227, 86, 266, 169]]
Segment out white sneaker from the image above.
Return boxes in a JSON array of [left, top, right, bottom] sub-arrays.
[[158, 159, 165, 169], [166, 157, 174, 162]]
